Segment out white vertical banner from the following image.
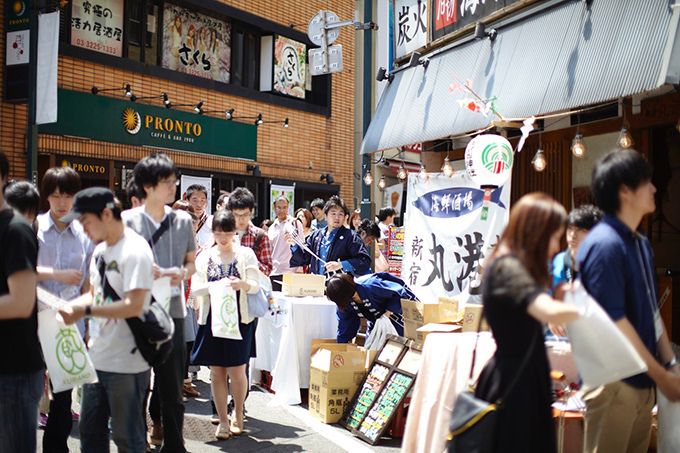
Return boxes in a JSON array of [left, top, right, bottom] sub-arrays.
[[36, 11, 60, 125], [270, 184, 295, 220], [180, 175, 212, 215], [401, 173, 511, 302]]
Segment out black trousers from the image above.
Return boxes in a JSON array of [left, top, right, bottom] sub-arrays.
[[42, 388, 72, 453], [148, 318, 187, 453]]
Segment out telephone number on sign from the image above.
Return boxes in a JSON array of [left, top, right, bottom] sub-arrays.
[[74, 39, 118, 56]]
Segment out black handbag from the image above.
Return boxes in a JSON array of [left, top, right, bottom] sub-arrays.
[[447, 312, 538, 453]]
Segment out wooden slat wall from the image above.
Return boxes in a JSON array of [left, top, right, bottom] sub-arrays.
[[510, 139, 572, 211]]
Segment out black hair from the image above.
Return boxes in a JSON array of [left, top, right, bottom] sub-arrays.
[[133, 152, 178, 191], [186, 184, 208, 201], [273, 195, 289, 205], [356, 219, 380, 239], [323, 195, 348, 215], [126, 179, 144, 203], [568, 204, 604, 230], [591, 149, 652, 215], [310, 198, 325, 210], [325, 273, 357, 311], [213, 209, 236, 232], [0, 149, 8, 181], [42, 166, 81, 197], [227, 187, 255, 211], [5, 181, 40, 219], [378, 207, 396, 222]]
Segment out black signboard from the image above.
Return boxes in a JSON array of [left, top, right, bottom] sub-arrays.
[[340, 335, 422, 445], [432, 0, 522, 41], [5, 0, 33, 102]]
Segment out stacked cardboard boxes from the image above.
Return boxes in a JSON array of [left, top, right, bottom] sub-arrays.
[[401, 297, 460, 342], [281, 274, 326, 297], [308, 340, 377, 423]]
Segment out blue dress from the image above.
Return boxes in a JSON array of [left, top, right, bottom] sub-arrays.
[[190, 257, 256, 367]]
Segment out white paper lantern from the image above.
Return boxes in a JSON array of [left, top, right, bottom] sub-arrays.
[[465, 134, 514, 187]]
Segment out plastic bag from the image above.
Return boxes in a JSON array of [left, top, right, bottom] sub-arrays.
[[657, 389, 680, 452], [564, 281, 647, 392], [38, 310, 98, 393], [209, 280, 242, 340], [364, 314, 398, 350]]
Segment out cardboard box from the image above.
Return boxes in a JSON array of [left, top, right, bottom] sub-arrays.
[[401, 297, 460, 341], [281, 273, 326, 297], [308, 341, 375, 423], [416, 322, 462, 343], [461, 304, 490, 332]]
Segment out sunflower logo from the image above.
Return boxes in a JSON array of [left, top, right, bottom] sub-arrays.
[[123, 108, 141, 134], [13, 1, 26, 16]]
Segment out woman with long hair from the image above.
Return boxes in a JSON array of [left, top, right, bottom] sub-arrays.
[[190, 211, 260, 439], [294, 208, 314, 238], [474, 193, 580, 452]]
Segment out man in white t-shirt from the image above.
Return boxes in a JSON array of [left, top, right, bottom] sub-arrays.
[[187, 184, 213, 247], [59, 187, 154, 453]]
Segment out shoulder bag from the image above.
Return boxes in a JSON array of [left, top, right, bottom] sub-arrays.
[[447, 312, 538, 453]]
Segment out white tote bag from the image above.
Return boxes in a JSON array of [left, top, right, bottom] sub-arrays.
[[364, 315, 398, 351], [564, 281, 647, 392], [151, 276, 172, 313], [657, 389, 680, 452], [37, 309, 98, 393], [208, 279, 242, 340]]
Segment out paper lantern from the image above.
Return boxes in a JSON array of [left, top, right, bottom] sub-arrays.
[[465, 134, 514, 187]]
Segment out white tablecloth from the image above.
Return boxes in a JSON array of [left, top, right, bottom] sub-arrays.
[[252, 291, 338, 405]]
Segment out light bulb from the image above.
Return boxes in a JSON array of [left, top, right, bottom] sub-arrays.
[[571, 133, 586, 158], [531, 149, 547, 172], [442, 157, 454, 177], [378, 176, 387, 190], [418, 165, 428, 180], [397, 163, 408, 181], [363, 170, 373, 186], [618, 127, 634, 149]]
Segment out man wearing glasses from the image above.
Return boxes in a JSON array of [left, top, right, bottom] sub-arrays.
[[268, 195, 299, 277], [227, 187, 273, 276]]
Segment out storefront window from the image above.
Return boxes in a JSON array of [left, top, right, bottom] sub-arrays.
[[126, 0, 160, 64], [231, 24, 261, 90]]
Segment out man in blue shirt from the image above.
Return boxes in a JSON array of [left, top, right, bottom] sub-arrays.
[[577, 149, 680, 452], [287, 196, 370, 276]]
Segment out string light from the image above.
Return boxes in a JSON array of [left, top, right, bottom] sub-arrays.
[[571, 133, 586, 158], [618, 126, 634, 148], [378, 176, 387, 190], [532, 149, 547, 172], [442, 155, 454, 177], [418, 164, 429, 180], [397, 163, 408, 182], [363, 169, 373, 186]]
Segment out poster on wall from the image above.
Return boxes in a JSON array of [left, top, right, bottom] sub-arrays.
[[161, 3, 231, 83], [383, 183, 404, 218], [270, 184, 295, 220], [71, 0, 124, 56], [394, 0, 428, 59], [274, 36, 306, 99], [180, 175, 212, 216], [401, 173, 510, 302]]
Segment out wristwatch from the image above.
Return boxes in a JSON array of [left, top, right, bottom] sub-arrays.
[[84, 305, 92, 318], [664, 357, 678, 369]]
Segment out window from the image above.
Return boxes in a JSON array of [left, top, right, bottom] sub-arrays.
[[126, 0, 159, 64], [231, 24, 261, 90]]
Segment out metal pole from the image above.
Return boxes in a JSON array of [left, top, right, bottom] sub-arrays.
[[26, 1, 40, 183], [360, 0, 375, 268]]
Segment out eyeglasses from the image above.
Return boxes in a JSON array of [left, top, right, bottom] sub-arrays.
[[274, 206, 288, 211], [159, 178, 179, 187], [233, 212, 252, 219]]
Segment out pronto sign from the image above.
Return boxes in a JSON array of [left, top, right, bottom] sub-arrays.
[[39, 89, 257, 160]]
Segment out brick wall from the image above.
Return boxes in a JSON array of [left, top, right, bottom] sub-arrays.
[[0, 0, 355, 201]]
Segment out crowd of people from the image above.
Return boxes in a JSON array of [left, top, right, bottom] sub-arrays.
[[1, 146, 677, 453], [0, 149, 406, 452]]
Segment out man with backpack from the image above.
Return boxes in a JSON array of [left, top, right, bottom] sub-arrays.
[[58, 187, 154, 452], [122, 153, 196, 452]]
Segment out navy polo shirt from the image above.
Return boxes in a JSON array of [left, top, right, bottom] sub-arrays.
[[576, 214, 658, 389]]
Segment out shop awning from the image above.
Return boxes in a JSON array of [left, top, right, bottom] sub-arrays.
[[361, 0, 680, 155]]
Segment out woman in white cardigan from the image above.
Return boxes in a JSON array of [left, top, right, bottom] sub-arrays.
[[190, 210, 259, 439]]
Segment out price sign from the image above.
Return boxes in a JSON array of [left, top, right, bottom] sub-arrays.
[[340, 335, 422, 445]]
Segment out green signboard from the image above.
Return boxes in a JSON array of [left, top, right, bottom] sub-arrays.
[[39, 89, 257, 160]]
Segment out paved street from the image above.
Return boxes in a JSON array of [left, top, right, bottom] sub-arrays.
[[38, 367, 403, 452]]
